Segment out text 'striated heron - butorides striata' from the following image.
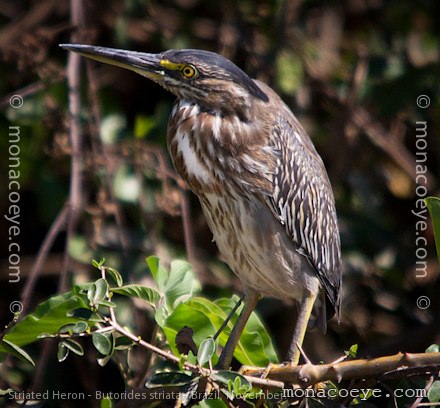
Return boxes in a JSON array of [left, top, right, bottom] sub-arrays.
[[60, 44, 342, 368]]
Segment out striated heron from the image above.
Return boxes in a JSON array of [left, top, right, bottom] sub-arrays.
[[60, 44, 342, 368]]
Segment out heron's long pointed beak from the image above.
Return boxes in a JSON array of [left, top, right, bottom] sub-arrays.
[[60, 44, 164, 80]]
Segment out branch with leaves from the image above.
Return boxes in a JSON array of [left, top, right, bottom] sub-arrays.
[[1, 254, 440, 407]]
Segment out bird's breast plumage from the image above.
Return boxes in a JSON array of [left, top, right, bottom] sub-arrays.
[[167, 93, 341, 316], [167, 100, 274, 196]]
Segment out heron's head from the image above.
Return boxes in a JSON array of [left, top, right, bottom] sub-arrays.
[[60, 44, 269, 119]]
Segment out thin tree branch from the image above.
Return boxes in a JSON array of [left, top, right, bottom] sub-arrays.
[[242, 352, 440, 386], [20, 204, 69, 315], [0, 81, 47, 110], [409, 375, 435, 408], [104, 315, 197, 370], [351, 107, 436, 189], [324, 86, 436, 189], [59, 0, 84, 292]]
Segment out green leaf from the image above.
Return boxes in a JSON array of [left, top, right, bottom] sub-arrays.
[[193, 400, 228, 408], [161, 296, 278, 366], [57, 342, 69, 362], [92, 332, 112, 355], [92, 258, 105, 269], [61, 338, 84, 356], [212, 371, 251, 397], [425, 197, 440, 264], [87, 286, 96, 305], [164, 260, 200, 310], [58, 323, 76, 334], [215, 297, 278, 366], [72, 321, 89, 334], [97, 334, 115, 367], [429, 381, 440, 402], [146, 257, 200, 311], [96, 300, 117, 308], [146, 256, 168, 292], [0, 389, 15, 397], [1, 339, 35, 366], [145, 372, 195, 388], [107, 267, 123, 287], [426, 344, 440, 353], [276, 52, 304, 94], [345, 344, 358, 358], [100, 396, 113, 408], [59, 321, 88, 334], [0, 293, 93, 351], [161, 302, 216, 361], [66, 308, 101, 321], [93, 278, 109, 304], [197, 337, 215, 366], [114, 336, 133, 350], [179, 381, 199, 406], [111, 285, 160, 307], [134, 114, 156, 139], [155, 306, 167, 327]]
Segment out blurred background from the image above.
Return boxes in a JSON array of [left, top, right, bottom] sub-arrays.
[[0, 0, 439, 406]]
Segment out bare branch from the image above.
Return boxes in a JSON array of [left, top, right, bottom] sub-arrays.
[[351, 107, 436, 189], [104, 315, 197, 371], [242, 352, 440, 386], [20, 204, 69, 315], [59, 0, 84, 292]]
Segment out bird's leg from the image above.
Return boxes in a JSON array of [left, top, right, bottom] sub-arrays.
[[287, 290, 318, 365], [217, 289, 260, 369]]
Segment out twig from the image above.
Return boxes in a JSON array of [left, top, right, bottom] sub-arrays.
[[0, 81, 47, 110], [351, 107, 436, 189], [324, 86, 436, 189], [100, 301, 285, 390], [104, 315, 196, 370], [409, 375, 435, 408], [20, 204, 69, 315], [59, 0, 84, 292], [296, 342, 312, 365], [213, 294, 244, 341], [242, 352, 440, 386], [242, 375, 284, 389]]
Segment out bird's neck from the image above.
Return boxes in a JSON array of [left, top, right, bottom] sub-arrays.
[[167, 99, 273, 196]]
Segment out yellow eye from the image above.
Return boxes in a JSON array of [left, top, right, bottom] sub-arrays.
[[181, 65, 197, 79]]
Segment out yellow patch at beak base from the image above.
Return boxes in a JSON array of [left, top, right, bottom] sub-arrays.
[[160, 59, 184, 71]]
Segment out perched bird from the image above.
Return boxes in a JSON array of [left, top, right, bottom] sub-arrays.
[[60, 44, 342, 368]]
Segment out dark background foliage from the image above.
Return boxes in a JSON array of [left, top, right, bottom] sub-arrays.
[[0, 0, 439, 406]]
